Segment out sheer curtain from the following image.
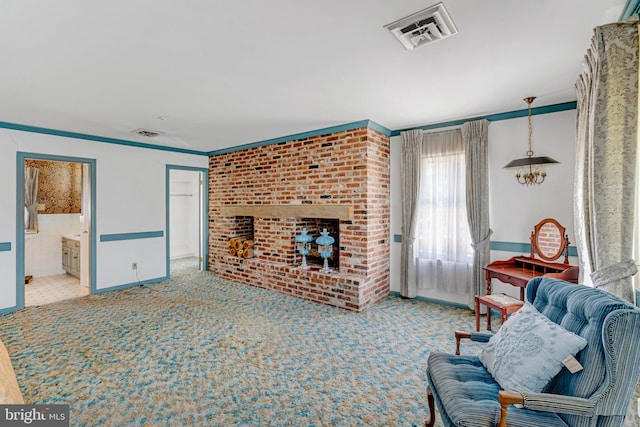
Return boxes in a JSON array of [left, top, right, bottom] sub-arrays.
[[415, 130, 473, 298]]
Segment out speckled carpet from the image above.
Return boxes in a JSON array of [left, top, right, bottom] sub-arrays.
[[1, 259, 481, 426]]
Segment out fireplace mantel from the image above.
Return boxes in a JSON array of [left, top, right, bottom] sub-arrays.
[[219, 204, 353, 220]]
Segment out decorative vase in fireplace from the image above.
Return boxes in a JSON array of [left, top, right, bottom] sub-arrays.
[[295, 228, 313, 270], [315, 228, 335, 274]]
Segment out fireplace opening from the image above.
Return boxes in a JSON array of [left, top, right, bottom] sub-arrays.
[[225, 215, 254, 240], [296, 218, 339, 271], [223, 214, 341, 271]]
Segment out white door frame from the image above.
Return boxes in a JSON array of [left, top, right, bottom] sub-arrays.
[[16, 152, 97, 309], [166, 165, 209, 275]]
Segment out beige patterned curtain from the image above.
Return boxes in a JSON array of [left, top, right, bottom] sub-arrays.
[[24, 166, 39, 232], [400, 130, 423, 297], [461, 120, 492, 306], [574, 21, 638, 303], [575, 23, 639, 426]]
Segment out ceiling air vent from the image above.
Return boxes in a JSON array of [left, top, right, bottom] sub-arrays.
[[130, 128, 164, 138], [384, 2, 458, 50]]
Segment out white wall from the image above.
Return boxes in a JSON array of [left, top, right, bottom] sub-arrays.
[[390, 109, 578, 305], [0, 128, 208, 310], [25, 214, 81, 277], [169, 170, 201, 259]]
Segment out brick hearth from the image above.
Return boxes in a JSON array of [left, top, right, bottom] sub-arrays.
[[208, 125, 390, 311]]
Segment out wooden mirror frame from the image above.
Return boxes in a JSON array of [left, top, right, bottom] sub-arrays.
[[530, 218, 570, 263]]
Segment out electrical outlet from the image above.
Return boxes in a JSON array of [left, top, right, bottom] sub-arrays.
[[131, 262, 137, 270]]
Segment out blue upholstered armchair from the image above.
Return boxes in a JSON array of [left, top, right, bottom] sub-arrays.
[[425, 277, 640, 427]]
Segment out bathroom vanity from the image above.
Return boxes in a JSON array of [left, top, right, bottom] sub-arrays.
[[62, 235, 80, 278]]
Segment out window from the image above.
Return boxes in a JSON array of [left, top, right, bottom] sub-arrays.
[[415, 130, 473, 295]]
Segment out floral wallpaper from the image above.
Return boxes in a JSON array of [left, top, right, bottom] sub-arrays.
[[25, 159, 82, 214]]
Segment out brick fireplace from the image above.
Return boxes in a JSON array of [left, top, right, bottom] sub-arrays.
[[208, 125, 390, 311]]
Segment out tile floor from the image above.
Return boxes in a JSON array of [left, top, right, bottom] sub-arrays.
[[25, 274, 89, 307], [24, 257, 200, 307]]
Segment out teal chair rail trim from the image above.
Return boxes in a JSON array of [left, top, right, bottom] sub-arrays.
[[392, 236, 577, 257], [100, 231, 164, 242]]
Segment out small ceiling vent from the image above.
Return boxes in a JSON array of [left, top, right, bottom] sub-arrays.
[[384, 2, 458, 50], [130, 128, 164, 138]]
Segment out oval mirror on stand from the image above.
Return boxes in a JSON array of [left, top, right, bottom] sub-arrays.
[[530, 218, 569, 263]]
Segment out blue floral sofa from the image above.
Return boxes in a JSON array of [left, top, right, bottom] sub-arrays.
[[425, 277, 640, 427]]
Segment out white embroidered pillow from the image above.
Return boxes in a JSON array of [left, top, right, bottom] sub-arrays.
[[478, 302, 587, 393]]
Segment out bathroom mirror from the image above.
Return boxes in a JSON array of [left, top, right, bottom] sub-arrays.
[[530, 218, 569, 263]]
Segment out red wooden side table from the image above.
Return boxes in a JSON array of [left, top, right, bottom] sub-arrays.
[[475, 293, 524, 331]]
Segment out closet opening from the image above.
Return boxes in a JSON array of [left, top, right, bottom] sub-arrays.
[[167, 166, 208, 276]]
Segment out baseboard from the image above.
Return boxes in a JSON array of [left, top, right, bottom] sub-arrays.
[[389, 291, 471, 310], [93, 275, 168, 294]]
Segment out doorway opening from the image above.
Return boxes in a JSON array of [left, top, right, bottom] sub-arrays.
[[166, 165, 208, 276], [17, 153, 96, 309]]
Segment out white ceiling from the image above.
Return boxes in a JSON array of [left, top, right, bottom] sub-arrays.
[[0, 0, 626, 154]]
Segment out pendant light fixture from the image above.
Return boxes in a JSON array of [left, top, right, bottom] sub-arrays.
[[504, 97, 559, 185]]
